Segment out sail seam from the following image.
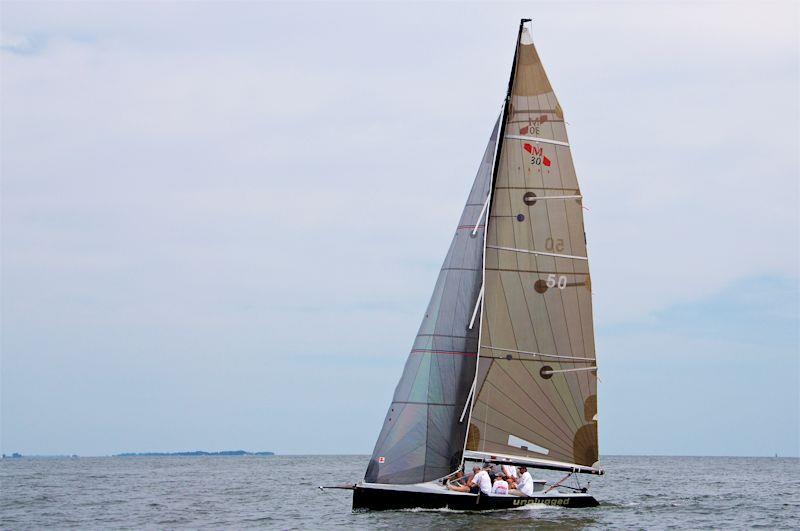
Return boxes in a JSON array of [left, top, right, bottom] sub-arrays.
[[410, 349, 477, 356], [488, 363, 577, 448], [391, 400, 458, 406], [477, 378, 575, 452]]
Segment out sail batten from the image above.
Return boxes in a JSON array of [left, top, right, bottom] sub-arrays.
[[487, 245, 588, 261], [504, 134, 570, 146]]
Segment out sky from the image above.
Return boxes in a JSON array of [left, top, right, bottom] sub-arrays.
[[1, 1, 798, 458]]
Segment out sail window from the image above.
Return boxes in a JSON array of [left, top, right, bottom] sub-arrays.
[[508, 434, 549, 455], [517, 214, 525, 222], [523, 192, 538, 205], [534, 279, 548, 293]]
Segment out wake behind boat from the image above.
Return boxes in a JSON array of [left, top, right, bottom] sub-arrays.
[[345, 19, 603, 511]]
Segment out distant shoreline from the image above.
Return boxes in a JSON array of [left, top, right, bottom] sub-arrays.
[[115, 450, 274, 457], [2, 450, 274, 459]]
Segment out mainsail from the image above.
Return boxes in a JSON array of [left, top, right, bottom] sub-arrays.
[[465, 23, 599, 470], [364, 119, 500, 484]]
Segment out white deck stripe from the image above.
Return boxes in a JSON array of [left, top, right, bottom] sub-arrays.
[[481, 345, 596, 362], [487, 245, 588, 261], [505, 134, 570, 147]]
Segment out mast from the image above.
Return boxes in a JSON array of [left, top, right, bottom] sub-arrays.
[[459, 18, 528, 470]]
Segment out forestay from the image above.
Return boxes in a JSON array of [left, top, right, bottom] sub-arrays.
[[466, 26, 600, 470]]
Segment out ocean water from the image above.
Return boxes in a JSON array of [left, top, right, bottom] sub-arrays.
[[1, 455, 798, 529]]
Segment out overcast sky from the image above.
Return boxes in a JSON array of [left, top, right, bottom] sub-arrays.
[[2, 1, 798, 458]]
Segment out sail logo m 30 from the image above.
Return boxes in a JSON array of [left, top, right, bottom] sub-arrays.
[[523, 143, 551, 166]]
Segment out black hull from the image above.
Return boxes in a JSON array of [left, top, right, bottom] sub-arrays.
[[352, 485, 598, 511]]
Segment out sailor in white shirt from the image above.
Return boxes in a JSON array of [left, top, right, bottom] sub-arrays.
[[446, 465, 492, 495], [509, 465, 534, 497], [472, 468, 493, 495], [492, 476, 509, 495], [501, 464, 518, 479]]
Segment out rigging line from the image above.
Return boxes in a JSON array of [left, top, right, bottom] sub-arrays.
[[544, 472, 574, 494], [487, 245, 588, 261], [541, 366, 598, 375], [469, 285, 484, 330], [472, 195, 491, 236], [504, 134, 570, 147]]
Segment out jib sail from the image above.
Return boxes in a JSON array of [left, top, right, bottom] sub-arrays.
[[364, 118, 499, 484]]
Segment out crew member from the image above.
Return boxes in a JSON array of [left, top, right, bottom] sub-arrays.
[[447, 465, 492, 495], [509, 465, 534, 497]]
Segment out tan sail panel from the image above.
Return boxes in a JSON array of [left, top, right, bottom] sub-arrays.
[[467, 27, 599, 468]]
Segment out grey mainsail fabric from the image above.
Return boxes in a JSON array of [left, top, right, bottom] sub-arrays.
[[467, 27, 599, 468], [365, 118, 500, 484]]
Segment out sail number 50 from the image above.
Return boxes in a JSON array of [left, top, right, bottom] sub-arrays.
[[547, 274, 567, 289], [544, 237, 564, 252]]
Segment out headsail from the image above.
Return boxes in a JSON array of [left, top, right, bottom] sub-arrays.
[[466, 22, 600, 471], [365, 118, 500, 484]]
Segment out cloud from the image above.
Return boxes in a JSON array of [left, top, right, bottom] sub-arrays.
[[0, 32, 42, 54]]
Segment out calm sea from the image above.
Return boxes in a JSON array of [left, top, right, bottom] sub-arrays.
[[1, 455, 798, 529]]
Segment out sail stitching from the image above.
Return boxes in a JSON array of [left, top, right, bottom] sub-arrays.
[[524, 92, 584, 436], [474, 409, 572, 458], [495, 183, 582, 445], [549, 128, 590, 424], [478, 376, 575, 452]]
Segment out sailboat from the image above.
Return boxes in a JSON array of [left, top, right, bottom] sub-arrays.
[[353, 19, 602, 511]]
